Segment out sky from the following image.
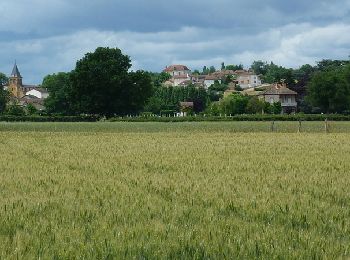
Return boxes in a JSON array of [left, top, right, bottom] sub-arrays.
[[0, 0, 350, 84]]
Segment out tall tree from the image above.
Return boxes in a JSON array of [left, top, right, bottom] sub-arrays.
[[221, 62, 225, 71], [70, 47, 152, 116]]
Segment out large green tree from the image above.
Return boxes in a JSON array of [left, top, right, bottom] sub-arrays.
[[70, 47, 153, 116], [43, 72, 73, 115], [306, 64, 350, 113]]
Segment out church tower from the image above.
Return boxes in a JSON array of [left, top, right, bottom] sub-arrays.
[[8, 62, 24, 98]]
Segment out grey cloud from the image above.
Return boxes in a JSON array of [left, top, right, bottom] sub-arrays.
[[0, 0, 350, 82]]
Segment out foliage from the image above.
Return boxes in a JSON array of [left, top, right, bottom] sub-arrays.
[[235, 85, 243, 91], [70, 47, 152, 116], [144, 96, 163, 114], [0, 89, 10, 114], [26, 103, 38, 115], [150, 85, 208, 113], [43, 72, 74, 115], [246, 96, 265, 114], [292, 64, 315, 88], [263, 63, 294, 86], [219, 93, 249, 115], [149, 72, 171, 87], [6, 104, 26, 116], [225, 64, 244, 71], [250, 60, 268, 75], [202, 65, 216, 75], [0, 72, 8, 87], [0, 115, 99, 122], [306, 64, 350, 113], [208, 81, 228, 92]]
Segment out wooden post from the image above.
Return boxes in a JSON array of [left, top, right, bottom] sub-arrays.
[[298, 120, 302, 133], [271, 121, 275, 132], [325, 118, 329, 133]]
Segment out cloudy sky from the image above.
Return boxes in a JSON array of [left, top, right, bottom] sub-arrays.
[[0, 0, 350, 84]]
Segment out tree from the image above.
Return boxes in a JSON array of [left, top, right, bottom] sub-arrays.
[[316, 59, 350, 72], [209, 66, 216, 73], [246, 96, 265, 114], [43, 72, 73, 115], [156, 72, 171, 85], [221, 62, 225, 71], [225, 64, 244, 71], [6, 104, 25, 116], [250, 61, 268, 75], [144, 96, 163, 114], [219, 93, 249, 115], [0, 89, 10, 114], [70, 47, 153, 116], [293, 64, 315, 88], [202, 66, 209, 75], [263, 63, 295, 86], [26, 103, 38, 115], [0, 72, 8, 87], [306, 65, 350, 113]]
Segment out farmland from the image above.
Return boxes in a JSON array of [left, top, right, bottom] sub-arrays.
[[0, 122, 350, 259]]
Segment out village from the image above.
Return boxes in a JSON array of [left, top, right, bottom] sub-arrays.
[[162, 64, 298, 115], [2, 62, 298, 116]]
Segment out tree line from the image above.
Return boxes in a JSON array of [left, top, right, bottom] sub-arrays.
[[0, 47, 350, 117]]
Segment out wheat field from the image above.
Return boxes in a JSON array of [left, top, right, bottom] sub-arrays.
[[0, 122, 350, 259]]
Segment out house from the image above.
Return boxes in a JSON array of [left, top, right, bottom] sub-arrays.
[[173, 74, 192, 86], [19, 95, 46, 111], [234, 70, 262, 89], [259, 83, 298, 114], [204, 75, 222, 89], [163, 65, 191, 77]]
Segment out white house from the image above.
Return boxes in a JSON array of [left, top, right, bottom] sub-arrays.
[[25, 88, 49, 99], [163, 65, 191, 77], [204, 75, 221, 89], [234, 70, 262, 89]]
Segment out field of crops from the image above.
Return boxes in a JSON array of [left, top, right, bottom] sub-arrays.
[[1, 122, 350, 258]]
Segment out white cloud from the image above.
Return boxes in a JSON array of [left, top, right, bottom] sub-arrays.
[[0, 23, 350, 83]]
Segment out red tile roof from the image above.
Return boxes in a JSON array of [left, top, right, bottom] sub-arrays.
[[163, 65, 190, 72]]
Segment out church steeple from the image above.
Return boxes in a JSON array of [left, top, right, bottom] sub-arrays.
[[8, 61, 24, 98], [11, 61, 22, 78]]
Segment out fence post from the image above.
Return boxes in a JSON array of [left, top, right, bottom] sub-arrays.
[[271, 121, 275, 132], [298, 120, 302, 133], [325, 118, 329, 133]]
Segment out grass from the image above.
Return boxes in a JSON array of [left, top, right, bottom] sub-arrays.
[[0, 122, 350, 258], [1, 120, 350, 133]]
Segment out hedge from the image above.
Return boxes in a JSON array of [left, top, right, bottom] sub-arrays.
[[0, 115, 100, 122], [1, 114, 350, 122], [109, 114, 350, 122]]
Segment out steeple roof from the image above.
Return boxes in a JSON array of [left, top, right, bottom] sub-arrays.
[[11, 62, 22, 78]]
